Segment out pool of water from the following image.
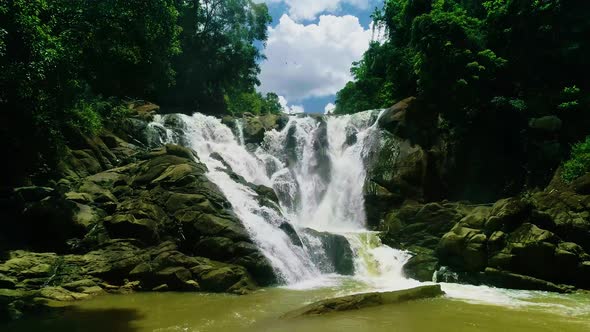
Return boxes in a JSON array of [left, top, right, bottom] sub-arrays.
[[3, 280, 590, 332]]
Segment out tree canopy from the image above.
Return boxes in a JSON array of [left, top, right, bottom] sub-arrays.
[[335, 0, 590, 121], [335, 0, 590, 188], [0, 0, 275, 184]]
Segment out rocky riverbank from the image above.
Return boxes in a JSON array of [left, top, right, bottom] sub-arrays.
[[0, 104, 279, 320], [1, 99, 589, 321], [366, 97, 590, 293]]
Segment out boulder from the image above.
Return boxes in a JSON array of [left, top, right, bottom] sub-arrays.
[[572, 173, 590, 195], [301, 229, 354, 275], [482, 268, 572, 293], [104, 214, 158, 244], [402, 247, 438, 281], [485, 198, 531, 232], [380, 202, 464, 250], [528, 116, 562, 133], [437, 224, 487, 272], [196, 265, 253, 294], [281, 285, 444, 318], [241, 114, 279, 144], [367, 135, 433, 204]]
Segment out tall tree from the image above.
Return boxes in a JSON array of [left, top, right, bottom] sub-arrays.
[[162, 0, 271, 114]]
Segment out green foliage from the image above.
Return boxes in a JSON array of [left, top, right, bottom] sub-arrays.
[[162, 0, 272, 113], [558, 85, 582, 111], [226, 92, 282, 115], [66, 100, 103, 136], [0, 0, 273, 184], [336, 0, 590, 121], [562, 136, 590, 182], [336, 0, 590, 190]]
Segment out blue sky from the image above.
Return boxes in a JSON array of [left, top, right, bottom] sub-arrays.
[[254, 1, 383, 114]]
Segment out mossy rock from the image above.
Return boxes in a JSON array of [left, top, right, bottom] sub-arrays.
[[282, 285, 444, 318], [402, 247, 438, 281], [436, 223, 488, 272], [482, 268, 572, 293]]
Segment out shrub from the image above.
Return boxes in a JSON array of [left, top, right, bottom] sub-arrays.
[[562, 136, 590, 182]]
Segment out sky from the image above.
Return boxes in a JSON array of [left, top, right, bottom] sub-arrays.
[[254, 0, 383, 114]]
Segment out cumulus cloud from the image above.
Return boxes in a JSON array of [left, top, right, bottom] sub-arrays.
[[324, 103, 336, 115], [259, 14, 372, 102], [279, 95, 305, 114], [259, 0, 373, 21]]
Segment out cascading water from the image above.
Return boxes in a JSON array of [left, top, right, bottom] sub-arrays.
[[151, 114, 320, 284], [151, 110, 413, 288], [234, 118, 245, 146]]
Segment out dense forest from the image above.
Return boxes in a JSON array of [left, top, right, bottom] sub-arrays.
[[0, 0, 281, 185], [336, 0, 590, 191]]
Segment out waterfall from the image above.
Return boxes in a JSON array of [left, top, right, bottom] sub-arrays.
[[234, 118, 245, 146], [152, 111, 412, 288]]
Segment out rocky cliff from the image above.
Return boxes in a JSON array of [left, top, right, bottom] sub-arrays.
[[0, 105, 277, 320], [367, 97, 590, 293]]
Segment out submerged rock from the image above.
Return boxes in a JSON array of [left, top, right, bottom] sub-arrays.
[[281, 285, 444, 318]]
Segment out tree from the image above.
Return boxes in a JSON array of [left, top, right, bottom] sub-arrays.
[[0, 0, 274, 185], [161, 0, 272, 114]]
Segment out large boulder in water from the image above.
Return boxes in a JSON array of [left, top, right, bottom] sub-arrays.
[[241, 113, 288, 144], [402, 246, 438, 282], [281, 285, 444, 318], [301, 229, 354, 275]]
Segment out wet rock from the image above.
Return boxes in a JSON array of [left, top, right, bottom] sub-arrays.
[[302, 229, 354, 275], [197, 266, 252, 294], [482, 268, 572, 293], [279, 223, 303, 247], [104, 214, 158, 244], [402, 247, 438, 282], [572, 173, 590, 195], [38, 286, 89, 302], [282, 285, 444, 318], [380, 202, 464, 250], [437, 224, 487, 272], [485, 198, 531, 232], [165, 144, 196, 161], [241, 113, 284, 144]]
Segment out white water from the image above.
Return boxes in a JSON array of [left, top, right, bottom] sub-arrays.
[[153, 114, 320, 283], [151, 111, 540, 308]]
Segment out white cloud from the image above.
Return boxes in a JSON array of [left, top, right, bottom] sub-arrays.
[[259, 14, 372, 102], [324, 102, 336, 114], [279, 95, 305, 114], [259, 0, 373, 21]]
